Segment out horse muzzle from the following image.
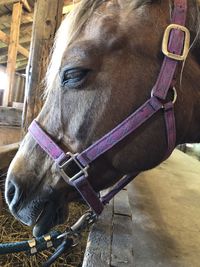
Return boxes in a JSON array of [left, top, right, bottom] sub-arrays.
[[5, 171, 68, 237]]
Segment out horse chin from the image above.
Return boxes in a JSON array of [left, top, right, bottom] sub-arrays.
[[9, 197, 68, 237], [32, 202, 68, 237]]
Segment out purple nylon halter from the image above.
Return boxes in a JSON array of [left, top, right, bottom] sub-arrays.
[[29, 0, 189, 215]]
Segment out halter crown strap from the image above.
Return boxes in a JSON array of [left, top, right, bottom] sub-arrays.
[[28, 0, 189, 215]]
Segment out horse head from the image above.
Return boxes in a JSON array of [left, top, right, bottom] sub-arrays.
[[5, 0, 200, 237]]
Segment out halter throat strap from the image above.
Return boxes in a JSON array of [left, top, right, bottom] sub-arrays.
[[28, 0, 189, 215]]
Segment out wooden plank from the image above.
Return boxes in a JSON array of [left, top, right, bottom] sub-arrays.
[[0, 30, 9, 44], [82, 199, 113, 267], [0, 12, 33, 25], [16, 61, 28, 71], [3, 2, 23, 106], [0, 35, 31, 50], [0, 30, 29, 57], [2, 22, 32, 35], [0, 107, 22, 126], [0, 0, 18, 5], [17, 43, 29, 57], [0, 53, 26, 64], [0, 0, 31, 12], [111, 214, 134, 267], [114, 189, 132, 217], [83, 189, 134, 267], [0, 143, 19, 170]]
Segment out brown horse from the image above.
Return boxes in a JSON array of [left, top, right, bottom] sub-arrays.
[[5, 0, 200, 237]]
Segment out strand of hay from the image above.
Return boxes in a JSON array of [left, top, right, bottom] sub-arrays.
[[0, 201, 88, 267]]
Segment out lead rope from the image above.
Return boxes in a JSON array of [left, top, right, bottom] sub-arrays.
[[0, 210, 97, 266], [43, 210, 97, 267]]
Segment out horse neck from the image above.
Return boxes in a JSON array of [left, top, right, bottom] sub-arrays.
[[174, 0, 200, 144], [177, 47, 200, 144]]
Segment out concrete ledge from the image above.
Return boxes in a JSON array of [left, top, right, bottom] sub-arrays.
[[82, 188, 134, 267]]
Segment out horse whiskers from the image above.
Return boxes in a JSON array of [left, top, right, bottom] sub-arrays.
[[35, 209, 44, 224]]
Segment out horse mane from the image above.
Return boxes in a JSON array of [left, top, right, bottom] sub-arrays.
[[44, 0, 200, 97], [191, 1, 200, 64]]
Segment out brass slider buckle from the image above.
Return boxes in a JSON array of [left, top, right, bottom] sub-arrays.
[[58, 152, 89, 183], [28, 239, 37, 254], [162, 24, 190, 61], [44, 234, 53, 248]]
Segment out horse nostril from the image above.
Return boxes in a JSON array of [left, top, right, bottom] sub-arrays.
[[6, 180, 21, 209], [7, 181, 16, 204]]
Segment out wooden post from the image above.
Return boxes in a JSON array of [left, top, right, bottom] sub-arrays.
[[3, 2, 22, 106], [22, 0, 64, 133]]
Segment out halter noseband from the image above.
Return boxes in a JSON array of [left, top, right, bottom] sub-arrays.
[[28, 0, 190, 216]]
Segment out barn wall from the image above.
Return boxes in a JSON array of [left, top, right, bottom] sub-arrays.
[[0, 126, 21, 146], [12, 72, 25, 103], [0, 90, 3, 106], [0, 66, 25, 105]]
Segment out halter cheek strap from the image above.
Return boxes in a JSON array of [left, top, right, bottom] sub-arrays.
[[28, 0, 189, 215]]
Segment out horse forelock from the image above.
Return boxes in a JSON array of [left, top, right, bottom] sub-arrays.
[[44, 0, 157, 97], [44, 0, 200, 98]]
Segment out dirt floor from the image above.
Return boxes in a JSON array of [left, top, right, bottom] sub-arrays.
[[128, 149, 200, 267]]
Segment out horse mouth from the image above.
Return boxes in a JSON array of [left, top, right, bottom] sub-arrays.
[[32, 202, 67, 237], [11, 199, 67, 237]]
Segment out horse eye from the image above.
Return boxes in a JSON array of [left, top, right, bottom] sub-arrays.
[[61, 68, 90, 88]]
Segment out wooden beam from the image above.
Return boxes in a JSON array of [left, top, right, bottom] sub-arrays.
[[3, 2, 23, 106], [0, 12, 33, 25], [17, 43, 29, 57], [0, 54, 24, 64], [0, 30, 9, 44], [0, 56, 28, 70], [0, 30, 29, 57], [0, 0, 18, 5], [0, 0, 32, 12], [2, 22, 32, 35], [0, 143, 19, 170], [16, 59, 28, 70], [0, 43, 29, 58], [0, 34, 31, 49]]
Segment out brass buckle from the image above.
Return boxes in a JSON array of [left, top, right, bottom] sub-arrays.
[[162, 24, 190, 61]]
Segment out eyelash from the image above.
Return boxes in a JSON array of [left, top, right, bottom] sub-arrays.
[[60, 68, 90, 88]]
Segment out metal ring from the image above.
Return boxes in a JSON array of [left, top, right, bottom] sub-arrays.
[[172, 86, 177, 104], [151, 87, 177, 104]]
